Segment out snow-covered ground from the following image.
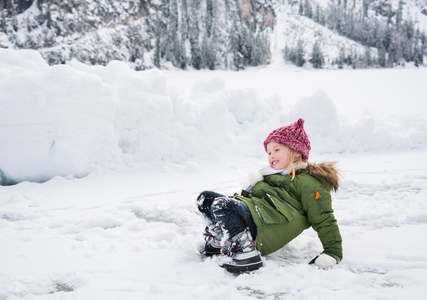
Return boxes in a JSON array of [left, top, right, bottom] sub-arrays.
[[1, 49, 427, 299]]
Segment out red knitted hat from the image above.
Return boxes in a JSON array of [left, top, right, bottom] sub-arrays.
[[263, 118, 311, 160]]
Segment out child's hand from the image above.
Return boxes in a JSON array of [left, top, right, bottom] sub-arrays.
[[309, 253, 337, 269]]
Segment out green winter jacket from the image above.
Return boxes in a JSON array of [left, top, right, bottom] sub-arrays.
[[235, 162, 343, 263]]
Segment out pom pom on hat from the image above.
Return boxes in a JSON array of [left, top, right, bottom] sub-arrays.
[[263, 118, 311, 160]]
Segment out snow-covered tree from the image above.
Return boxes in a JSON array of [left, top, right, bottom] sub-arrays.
[[310, 40, 324, 68]]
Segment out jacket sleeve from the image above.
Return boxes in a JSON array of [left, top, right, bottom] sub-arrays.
[[298, 178, 343, 262]]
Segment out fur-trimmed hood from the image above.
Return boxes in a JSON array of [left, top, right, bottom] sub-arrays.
[[306, 162, 340, 191]]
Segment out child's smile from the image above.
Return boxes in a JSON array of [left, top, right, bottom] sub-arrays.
[[266, 141, 291, 170]]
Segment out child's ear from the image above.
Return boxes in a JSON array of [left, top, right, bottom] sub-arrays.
[[295, 152, 302, 159]]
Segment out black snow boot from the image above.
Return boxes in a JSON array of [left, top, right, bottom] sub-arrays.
[[221, 228, 263, 273], [200, 225, 223, 256]]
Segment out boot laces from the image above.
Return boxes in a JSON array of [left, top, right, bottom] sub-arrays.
[[226, 240, 243, 256], [203, 230, 215, 244]]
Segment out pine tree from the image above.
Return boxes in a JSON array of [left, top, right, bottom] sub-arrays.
[[383, 25, 392, 51], [206, 37, 216, 70], [0, 8, 7, 32], [362, 46, 372, 67], [127, 24, 145, 66], [313, 4, 321, 23], [414, 39, 421, 67], [205, 0, 214, 37], [150, 1, 169, 68], [299, 0, 303, 16], [310, 40, 324, 68], [362, 0, 369, 18], [227, 3, 242, 70], [296, 39, 306, 67], [166, 0, 179, 67], [386, 3, 394, 25], [337, 46, 345, 69], [238, 26, 252, 66], [178, 0, 189, 69], [153, 24, 161, 68], [250, 32, 271, 66], [377, 42, 386, 67], [396, 0, 403, 28], [188, 0, 201, 69], [386, 41, 395, 67], [285, 40, 306, 67], [303, 0, 312, 18]]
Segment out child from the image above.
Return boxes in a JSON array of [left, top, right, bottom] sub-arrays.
[[196, 118, 343, 273]]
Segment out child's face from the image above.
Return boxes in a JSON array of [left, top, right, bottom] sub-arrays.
[[266, 141, 291, 170]]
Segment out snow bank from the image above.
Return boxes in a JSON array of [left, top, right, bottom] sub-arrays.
[[0, 50, 121, 184], [1, 49, 426, 184]]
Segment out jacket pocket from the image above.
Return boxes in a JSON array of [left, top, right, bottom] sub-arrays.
[[256, 193, 294, 224], [315, 191, 323, 212], [314, 190, 333, 213]]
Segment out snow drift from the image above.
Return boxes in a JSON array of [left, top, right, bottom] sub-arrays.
[[0, 49, 426, 184]]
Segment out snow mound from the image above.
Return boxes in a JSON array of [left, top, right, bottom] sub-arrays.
[[1, 49, 426, 184]]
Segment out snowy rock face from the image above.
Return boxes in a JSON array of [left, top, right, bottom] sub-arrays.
[[4, 0, 426, 71], [1, 1, 427, 70], [0, 0, 275, 70], [238, 0, 276, 28], [0, 0, 33, 13]]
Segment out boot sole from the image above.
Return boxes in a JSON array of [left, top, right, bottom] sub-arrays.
[[198, 243, 222, 256], [222, 253, 263, 273], [202, 249, 221, 256]]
